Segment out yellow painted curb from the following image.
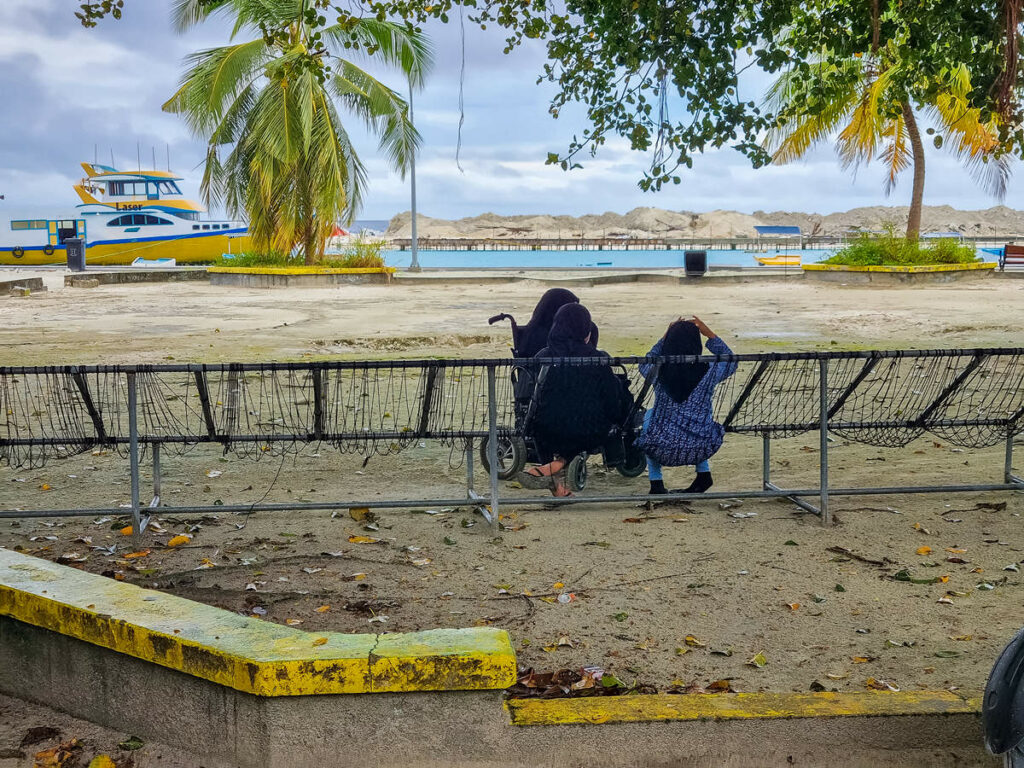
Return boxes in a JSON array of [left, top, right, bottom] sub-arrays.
[[802, 262, 997, 274], [207, 266, 396, 275], [505, 691, 983, 726], [0, 549, 515, 696]]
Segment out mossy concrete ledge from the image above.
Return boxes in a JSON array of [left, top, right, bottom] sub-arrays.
[[208, 265, 395, 287], [802, 261, 997, 285], [506, 690, 983, 726], [0, 548, 515, 696]]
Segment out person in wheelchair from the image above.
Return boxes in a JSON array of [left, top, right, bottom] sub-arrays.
[[517, 303, 629, 497], [635, 316, 737, 495]]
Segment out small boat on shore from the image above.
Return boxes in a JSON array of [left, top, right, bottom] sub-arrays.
[[0, 163, 249, 265], [754, 254, 801, 266]]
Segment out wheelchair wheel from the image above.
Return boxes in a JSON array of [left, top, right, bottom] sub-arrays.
[[617, 444, 647, 478], [479, 436, 527, 480], [567, 454, 588, 492]]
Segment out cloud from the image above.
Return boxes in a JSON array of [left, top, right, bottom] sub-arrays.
[[0, 0, 1017, 223]]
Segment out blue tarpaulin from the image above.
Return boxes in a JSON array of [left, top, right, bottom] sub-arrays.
[[754, 225, 802, 236]]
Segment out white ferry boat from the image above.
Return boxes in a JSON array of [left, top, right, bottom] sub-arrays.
[[0, 163, 249, 265]]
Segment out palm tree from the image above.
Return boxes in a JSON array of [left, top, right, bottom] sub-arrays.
[[765, 58, 1008, 240], [163, 0, 431, 263]]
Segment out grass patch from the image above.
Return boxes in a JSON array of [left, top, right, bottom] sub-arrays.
[[216, 237, 387, 269], [825, 232, 977, 267]]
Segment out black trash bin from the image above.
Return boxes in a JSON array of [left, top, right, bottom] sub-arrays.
[[65, 238, 86, 272], [684, 250, 707, 277]]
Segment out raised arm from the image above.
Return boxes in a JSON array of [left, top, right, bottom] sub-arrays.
[[692, 316, 736, 383], [705, 335, 738, 382], [639, 338, 664, 379]]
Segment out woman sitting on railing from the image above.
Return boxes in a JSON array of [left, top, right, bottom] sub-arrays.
[[636, 316, 738, 495], [518, 303, 629, 497]]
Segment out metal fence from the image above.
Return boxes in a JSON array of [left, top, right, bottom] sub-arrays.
[[1, 347, 1022, 532]]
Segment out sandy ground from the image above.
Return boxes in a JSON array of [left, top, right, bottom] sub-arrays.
[[0, 274, 1022, 749], [0, 693, 200, 767], [0, 273, 1021, 364]]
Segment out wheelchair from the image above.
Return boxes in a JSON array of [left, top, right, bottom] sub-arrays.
[[480, 312, 648, 491]]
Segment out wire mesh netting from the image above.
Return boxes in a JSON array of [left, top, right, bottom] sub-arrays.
[[1, 351, 1021, 469]]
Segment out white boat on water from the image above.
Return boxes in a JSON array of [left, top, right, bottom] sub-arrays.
[[0, 163, 249, 265]]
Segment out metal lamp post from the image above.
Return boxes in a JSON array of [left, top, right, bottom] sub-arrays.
[[408, 83, 421, 272]]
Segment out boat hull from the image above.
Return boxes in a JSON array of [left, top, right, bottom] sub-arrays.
[[0, 231, 250, 266], [754, 255, 801, 266]]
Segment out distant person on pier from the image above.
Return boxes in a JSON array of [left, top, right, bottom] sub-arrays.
[[515, 288, 599, 358], [636, 317, 737, 495], [518, 303, 628, 497]]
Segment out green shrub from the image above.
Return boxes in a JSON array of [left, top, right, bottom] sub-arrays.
[[325, 236, 386, 268], [215, 236, 387, 269], [215, 250, 298, 268], [826, 232, 977, 266]]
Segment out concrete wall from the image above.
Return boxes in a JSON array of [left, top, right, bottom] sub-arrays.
[[0, 616, 996, 768], [209, 273, 392, 288]]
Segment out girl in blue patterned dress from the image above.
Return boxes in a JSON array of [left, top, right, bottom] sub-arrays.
[[635, 316, 737, 495]]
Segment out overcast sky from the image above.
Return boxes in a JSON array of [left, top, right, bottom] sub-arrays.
[[0, 0, 1020, 221]]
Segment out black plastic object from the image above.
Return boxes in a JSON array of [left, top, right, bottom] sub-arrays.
[[983, 627, 1024, 755], [684, 250, 707, 277], [65, 238, 86, 272]]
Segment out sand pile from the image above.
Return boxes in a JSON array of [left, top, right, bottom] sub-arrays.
[[384, 205, 1024, 239]]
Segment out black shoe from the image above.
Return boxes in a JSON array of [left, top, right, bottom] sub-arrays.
[[649, 480, 667, 495], [681, 472, 713, 494]]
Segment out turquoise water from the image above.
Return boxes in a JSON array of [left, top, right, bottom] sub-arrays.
[[383, 247, 833, 269]]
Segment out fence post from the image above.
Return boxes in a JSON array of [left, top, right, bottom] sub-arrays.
[[486, 366, 500, 525], [465, 438, 475, 496], [762, 433, 770, 489], [819, 359, 830, 525], [1007, 431, 1015, 484], [127, 372, 142, 537], [152, 442, 161, 503]]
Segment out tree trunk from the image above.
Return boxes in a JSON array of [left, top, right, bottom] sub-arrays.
[[303, 225, 317, 266], [901, 101, 925, 240]]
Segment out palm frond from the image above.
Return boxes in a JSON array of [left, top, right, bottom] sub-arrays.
[[162, 40, 271, 134], [323, 18, 433, 87], [764, 59, 863, 164], [878, 112, 911, 195], [928, 65, 1012, 199], [330, 61, 420, 175], [836, 66, 896, 171]]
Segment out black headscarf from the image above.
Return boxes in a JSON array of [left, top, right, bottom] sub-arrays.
[[544, 303, 597, 357], [659, 320, 709, 403], [517, 288, 579, 357]]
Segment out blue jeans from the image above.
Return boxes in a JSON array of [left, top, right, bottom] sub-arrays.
[[643, 409, 710, 481]]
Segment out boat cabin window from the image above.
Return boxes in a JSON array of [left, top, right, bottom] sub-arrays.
[[10, 220, 47, 231], [157, 181, 182, 195], [108, 214, 173, 227], [108, 181, 149, 197]]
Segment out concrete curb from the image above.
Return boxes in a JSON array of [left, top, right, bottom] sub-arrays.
[[506, 690, 983, 726], [802, 262, 998, 274], [207, 266, 397, 275], [0, 549, 515, 696]]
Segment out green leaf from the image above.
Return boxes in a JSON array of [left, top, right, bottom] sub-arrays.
[[747, 651, 768, 668], [117, 736, 144, 751]]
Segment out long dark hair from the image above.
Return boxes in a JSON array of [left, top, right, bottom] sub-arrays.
[[659, 320, 708, 403]]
